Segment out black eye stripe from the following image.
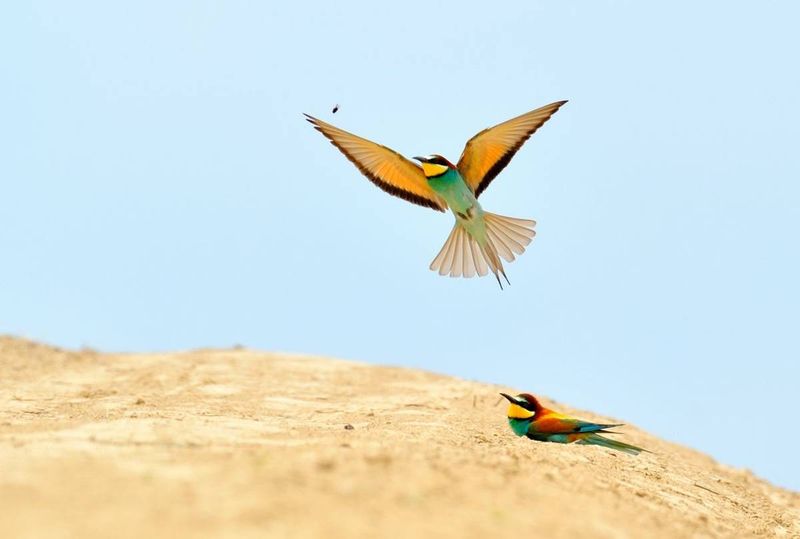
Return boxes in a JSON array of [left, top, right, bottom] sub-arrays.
[[516, 399, 535, 411]]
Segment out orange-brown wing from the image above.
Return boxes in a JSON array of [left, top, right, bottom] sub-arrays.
[[456, 100, 567, 198], [304, 114, 446, 212], [533, 410, 621, 434]]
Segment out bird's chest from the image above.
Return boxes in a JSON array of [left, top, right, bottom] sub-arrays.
[[508, 418, 531, 437], [428, 172, 480, 220]]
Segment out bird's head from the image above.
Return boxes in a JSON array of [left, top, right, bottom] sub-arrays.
[[413, 154, 456, 179], [500, 392, 541, 421]]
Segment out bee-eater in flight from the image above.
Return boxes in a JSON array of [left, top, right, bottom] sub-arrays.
[[304, 100, 567, 288], [500, 392, 647, 455]]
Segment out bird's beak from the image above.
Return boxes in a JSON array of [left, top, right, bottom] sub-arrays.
[[413, 156, 427, 163], [499, 393, 516, 404]]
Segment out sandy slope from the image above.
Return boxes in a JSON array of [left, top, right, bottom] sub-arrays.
[[0, 336, 797, 538]]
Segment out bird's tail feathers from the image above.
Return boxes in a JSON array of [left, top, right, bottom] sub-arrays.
[[429, 212, 535, 289], [484, 212, 536, 265], [429, 223, 491, 280], [578, 433, 647, 456]]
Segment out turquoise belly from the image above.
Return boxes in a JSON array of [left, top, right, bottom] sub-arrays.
[[427, 169, 487, 241], [427, 169, 477, 215]]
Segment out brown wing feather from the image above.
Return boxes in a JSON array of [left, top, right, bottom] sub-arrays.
[[304, 114, 446, 212], [457, 101, 567, 198]]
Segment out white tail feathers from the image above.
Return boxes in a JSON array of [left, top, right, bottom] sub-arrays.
[[429, 212, 536, 288], [484, 213, 537, 263]]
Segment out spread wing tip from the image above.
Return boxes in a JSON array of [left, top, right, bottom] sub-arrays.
[[303, 112, 447, 213], [544, 100, 568, 116]]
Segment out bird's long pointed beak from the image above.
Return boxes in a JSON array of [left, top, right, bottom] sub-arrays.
[[412, 156, 427, 163], [499, 392, 516, 403]]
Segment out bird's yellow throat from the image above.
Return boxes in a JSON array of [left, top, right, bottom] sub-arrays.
[[507, 402, 535, 420], [420, 162, 449, 178]]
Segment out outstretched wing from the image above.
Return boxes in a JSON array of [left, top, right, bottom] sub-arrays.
[[456, 100, 567, 198], [304, 114, 447, 212]]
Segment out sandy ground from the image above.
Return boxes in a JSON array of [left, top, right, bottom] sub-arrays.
[[1, 336, 798, 538]]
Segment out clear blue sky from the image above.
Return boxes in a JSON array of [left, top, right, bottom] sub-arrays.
[[3, 2, 799, 490]]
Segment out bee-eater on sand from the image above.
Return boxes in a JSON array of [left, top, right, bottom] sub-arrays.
[[304, 101, 567, 288], [500, 392, 647, 455]]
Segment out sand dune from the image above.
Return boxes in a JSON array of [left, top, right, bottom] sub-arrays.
[[0, 336, 797, 538]]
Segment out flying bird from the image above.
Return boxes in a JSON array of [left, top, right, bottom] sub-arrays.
[[332, 104, 339, 114], [304, 101, 566, 287], [500, 392, 647, 455]]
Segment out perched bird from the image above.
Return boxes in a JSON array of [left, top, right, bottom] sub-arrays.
[[500, 392, 647, 455], [304, 101, 567, 287]]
